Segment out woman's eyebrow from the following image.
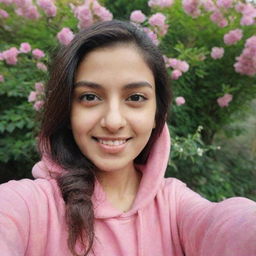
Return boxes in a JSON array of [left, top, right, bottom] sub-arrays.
[[74, 81, 102, 89], [74, 80, 153, 90], [124, 81, 153, 90]]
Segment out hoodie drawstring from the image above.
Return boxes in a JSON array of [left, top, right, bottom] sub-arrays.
[[137, 210, 144, 256]]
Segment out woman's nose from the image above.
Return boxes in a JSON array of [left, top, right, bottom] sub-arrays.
[[100, 104, 126, 133]]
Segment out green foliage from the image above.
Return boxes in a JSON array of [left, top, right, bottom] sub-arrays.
[[103, 0, 150, 19], [0, 57, 41, 180], [167, 139, 256, 201]]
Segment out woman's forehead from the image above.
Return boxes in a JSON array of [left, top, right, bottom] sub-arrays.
[[74, 44, 155, 90]]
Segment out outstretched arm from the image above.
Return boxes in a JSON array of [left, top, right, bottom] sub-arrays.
[[177, 183, 256, 256]]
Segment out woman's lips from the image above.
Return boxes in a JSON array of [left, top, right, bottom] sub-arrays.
[[92, 137, 131, 154]]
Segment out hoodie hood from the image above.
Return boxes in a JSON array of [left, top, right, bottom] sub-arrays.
[[32, 124, 171, 218], [32, 155, 64, 180]]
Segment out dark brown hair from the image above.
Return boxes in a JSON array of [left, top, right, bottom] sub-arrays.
[[39, 20, 171, 256]]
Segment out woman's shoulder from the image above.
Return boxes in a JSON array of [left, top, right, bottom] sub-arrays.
[[0, 177, 58, 192], [161, 177, 191, 197], [0, 178, 63, 207], [161, 177, 255, 208]]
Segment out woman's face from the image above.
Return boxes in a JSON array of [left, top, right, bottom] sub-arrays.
[[71, 44, 156, 173]]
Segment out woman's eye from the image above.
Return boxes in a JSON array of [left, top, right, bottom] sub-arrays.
[[127, 94, 147, 102], [79, 93, 100, 102]]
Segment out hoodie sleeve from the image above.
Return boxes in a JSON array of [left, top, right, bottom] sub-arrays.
[[0, 181, 30, 256], [177, 182, 256, 256], [0, 178, 61, 256]]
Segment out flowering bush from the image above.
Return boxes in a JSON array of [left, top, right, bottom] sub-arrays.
[[0, 0, 255, 199]]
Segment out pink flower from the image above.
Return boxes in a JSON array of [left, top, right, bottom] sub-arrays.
[[93, 2, 113, 21], [57, 27, 74, 46], [0, 9, 9, 18], [240, 15, 254, 26], [143, 27, 159, 45], [45, 5, 56, 17], [2, 47, 19, 65], [73, 5, 93, 29], [224, 29, 243, 45], [218, 18, 228, 27], [19, 42, 31, 53], [211, 47, 224, 59], [235, 2, 256, 26], [210, 10, 228, 27], [23, 5, 40, 19], [202, 0, 216, 12], [217, 93, 233, 107], [35, 82, 44, 93], [36, 62, 47, 71], [210, 10, 222, 23], [14, 0, 33, 8], [37, 0, 51, 9], [176, 60, 189, 72], [182, 0, 201, 17], [235, 2, 245, 13], [245, 36, 256, 50], [33, 100, 44, 111], [216, 0, 233, 9], [28, 91, 37, 102], [34, 82, 44, 93], [237, 3, 256, 18], [148, 13, 168, 35], [148, 0, 173, 8], [130, 10, 146, 23], [73, 1, 112, 29], [175, 96, 186, 106], [171, 69, 182, 80], [167, 58, 178, 68], [37, 0, 57, 17], [168, 58, 189, 73], [148, 13, 166, 27], [32, 48, 45, 59], [234, 35, 256, 76], [28, 82, 45, 108], [15, 8, 23, 16], [0, 75, 4, 82]]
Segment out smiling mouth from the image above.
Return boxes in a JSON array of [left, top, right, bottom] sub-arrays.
[[92, 137, 131, 146]]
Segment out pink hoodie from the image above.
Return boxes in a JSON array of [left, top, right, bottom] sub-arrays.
[[0, 125, 256, 256]]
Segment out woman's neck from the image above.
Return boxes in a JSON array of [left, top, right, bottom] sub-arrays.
[[95, 164, 142, 212]]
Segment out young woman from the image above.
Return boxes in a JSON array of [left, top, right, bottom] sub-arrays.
[[0, 20, 255, 256]]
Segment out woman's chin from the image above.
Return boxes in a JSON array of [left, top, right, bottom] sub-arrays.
[[94, 160, 134, 174]]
